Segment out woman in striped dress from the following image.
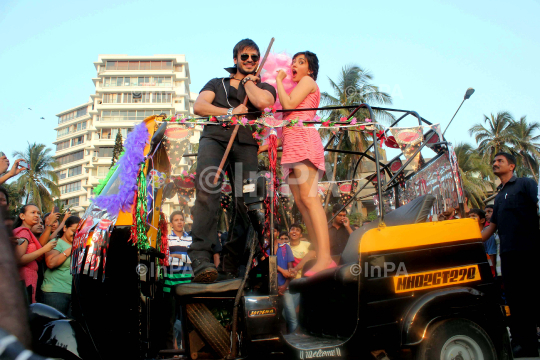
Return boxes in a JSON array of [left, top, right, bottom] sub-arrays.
[[259, 51, 335, 276]]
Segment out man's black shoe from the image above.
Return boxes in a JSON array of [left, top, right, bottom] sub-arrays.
[[191, 259, 218, 283]]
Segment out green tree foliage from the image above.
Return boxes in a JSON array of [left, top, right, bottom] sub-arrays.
[[468, 111, 515, 163], [507, 116, 540, 181], [454, 143, 495, 208], [12, 143, 59, 213], [110, 131, 124, 168]]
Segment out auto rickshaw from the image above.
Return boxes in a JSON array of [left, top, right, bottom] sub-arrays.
[[29, 105, 512, 360]]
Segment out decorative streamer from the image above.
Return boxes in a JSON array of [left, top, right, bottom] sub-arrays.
[[157, 212, 169, 267], [93, 122, 149, 215], [131, 163, 149, 249], [264, 131, 280, 237]]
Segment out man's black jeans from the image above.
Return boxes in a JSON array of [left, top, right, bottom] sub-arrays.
[[188, 137, 258, 271], [501, 249, 539, 355]]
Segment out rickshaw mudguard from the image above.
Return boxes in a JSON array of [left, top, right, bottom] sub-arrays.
[[29, 304, 98, 360], [399, 287, 485, 346]]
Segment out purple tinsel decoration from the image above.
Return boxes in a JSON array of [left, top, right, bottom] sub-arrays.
[[93, 122, 149, 215]]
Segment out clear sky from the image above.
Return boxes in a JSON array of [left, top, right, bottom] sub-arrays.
[[1, 0, 539, 162]]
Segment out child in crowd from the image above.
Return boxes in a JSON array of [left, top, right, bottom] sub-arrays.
[[274, 230, 296, 332]]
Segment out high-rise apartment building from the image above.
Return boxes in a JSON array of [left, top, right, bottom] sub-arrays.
[[53, 55, 199, 216]]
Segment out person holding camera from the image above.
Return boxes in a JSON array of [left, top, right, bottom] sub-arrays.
[[0, 156, 26, 186]]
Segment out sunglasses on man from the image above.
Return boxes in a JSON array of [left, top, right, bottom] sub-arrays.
[[240, 54, 259, 62]]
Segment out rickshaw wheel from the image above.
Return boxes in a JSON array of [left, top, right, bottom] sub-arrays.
[[414, 318, 497, 360]]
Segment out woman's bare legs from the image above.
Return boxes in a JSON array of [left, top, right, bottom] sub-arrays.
[[288, 162, 332, 274]]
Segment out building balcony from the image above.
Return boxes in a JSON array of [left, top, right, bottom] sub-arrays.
[[53, 142, 89, 155], [55, 114, 91, 129], [97, 70, 175, 77], [96, 85, 176, 92], [59, 188, 87, 199], [57, 173, 89, 185], [97, 103, 174, 109], [54, 158, 89, 171], [55, 128, 90, 142]]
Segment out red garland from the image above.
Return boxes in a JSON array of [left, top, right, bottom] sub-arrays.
[[158, 214, 169, 266], [263, 134, 280, 237]]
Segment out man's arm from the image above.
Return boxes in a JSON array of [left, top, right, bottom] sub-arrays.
[[194, 91, 248, 117], [244, 80, 275, 110], [481, 222, 497, 241]]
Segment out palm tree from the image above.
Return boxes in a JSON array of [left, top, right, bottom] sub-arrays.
[[508, 116, 540, 181], [13, 143, 59, 212], [468, 111, 515, 163], [454, 143, 495, 208], [320, 65, 393, 211], [2, 182, 25, 218]]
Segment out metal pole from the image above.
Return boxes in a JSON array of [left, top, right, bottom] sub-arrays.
[[270, 165, 274, 255], [442, 98, 466, 136], [372, 129, 385, 224]]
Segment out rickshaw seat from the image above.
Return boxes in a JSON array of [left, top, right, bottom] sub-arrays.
[[289, 263, 358, 294], [340, 194, 435, 264], [174, 278, 243, 297]]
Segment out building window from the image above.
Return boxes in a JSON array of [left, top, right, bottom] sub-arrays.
[[75, 121, 87, 132], [101, 109, 171, 121], [57, 150, 84, 165], [57, 127, 70, 137], [60, 181, 81, 194], [57, 170, 67, 179], [76, 107, 87, 117], [104, 60, 172, 71], [140, 61, 151, 70], [56, 140, 70, 151], [111, 128, 128, 139], [98, 147, 114, 157], [68, 165, 82, 177], [117, 61, 129, 70], [97, 166, 109, 177], [61, 196, 80, 207], [71, 136, 84, 146]]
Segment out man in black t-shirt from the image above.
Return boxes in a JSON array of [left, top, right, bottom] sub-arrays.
[[329, 205, 356, 256], [188, 39, 276, 283], [482, 152, 540, 357]]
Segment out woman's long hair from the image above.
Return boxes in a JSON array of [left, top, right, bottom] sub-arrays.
[[12, 204, 37, 229], [57, 216, 81, 239]]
